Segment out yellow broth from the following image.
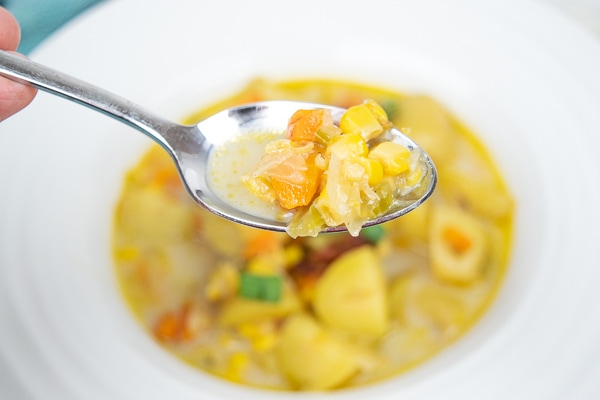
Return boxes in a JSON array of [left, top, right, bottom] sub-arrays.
[[112, 79, 514, 391]]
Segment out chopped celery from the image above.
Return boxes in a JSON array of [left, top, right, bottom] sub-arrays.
[[315, 124, 342, 147], [360, 225, 386, 244], [380, 100, 399, 121], [239, 272, 282, 302]]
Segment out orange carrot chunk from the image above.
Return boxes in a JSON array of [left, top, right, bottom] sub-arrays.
[[442, 227, 472, 254], [244, 230, 281, 259], [153, 311, 183, 342], [286, 109, 326, 143], [269, 153, 321, 209]]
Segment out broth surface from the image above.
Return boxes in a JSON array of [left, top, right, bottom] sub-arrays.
[[112, 78, 514, 391]]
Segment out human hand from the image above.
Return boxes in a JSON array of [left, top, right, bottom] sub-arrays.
[[0, 7, 37, 122]]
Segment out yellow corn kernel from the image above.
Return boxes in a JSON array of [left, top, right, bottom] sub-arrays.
[[283, 244, 304, 268], [340, 103, 384, 141], [358, 157, 384, 186], [364, 99, 391, 128], [205, 262, 240, 302], [224, 352, 249, 381], [327, 133, 368, 159], [369, 142, 411, 176], [252, 332, 277, 351], [238, 322, 278, 352], [246, 255, 278, 275], [238, 322, 261, 338], [114, 246, 139, 261]]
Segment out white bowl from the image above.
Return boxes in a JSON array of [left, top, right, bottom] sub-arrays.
[[1, 0, 600, 399]]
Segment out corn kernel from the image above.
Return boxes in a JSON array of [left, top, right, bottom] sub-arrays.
[[283, 244, 304, 268], [364, 99, 391, 128], [115, 246, 139, 261], [246, 255, 278, 275], [340, 103, 384, 141], [224, 352, 249, 381], [369, 142, 411, 176], [238, 322, 261, 338], [205, 262, 240, 302], [238, 322, 278, 352], [358, 157, 384, 186], [252, 333, 277, 351]]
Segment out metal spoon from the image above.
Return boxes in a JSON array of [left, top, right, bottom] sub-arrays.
[[0, 50, 436, 233]]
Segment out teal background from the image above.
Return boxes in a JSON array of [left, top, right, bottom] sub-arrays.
[[2, 0, 104, 54]]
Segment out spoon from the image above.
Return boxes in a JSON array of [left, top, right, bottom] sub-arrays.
[[0, 50, 437, 233]]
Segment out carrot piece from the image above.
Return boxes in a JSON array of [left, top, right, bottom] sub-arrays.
[[286, 109, 325, 143], [153, 310, 183, 342], [153, 167, 181, 190], [442, 227, 472, 254], [270, 152, 321, 209], [153, 303, 196, 343], [244, 230, 281, 259]]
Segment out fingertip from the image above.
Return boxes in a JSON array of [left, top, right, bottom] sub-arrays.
[[0, 7, 21, 51], [0, 77, 37, 121]]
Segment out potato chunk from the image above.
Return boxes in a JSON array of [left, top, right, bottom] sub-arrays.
[[218, 287, 301, 326], [277, 313, 358, 390], [312, 246, 389, 336]]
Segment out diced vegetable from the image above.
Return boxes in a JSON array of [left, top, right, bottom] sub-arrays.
[[358, 157, 384, 186], [243, 230, 284, 259], [360, 224, 386, 244], [276, 313, 359, 390], [153, 302, 208, 343], [315, 124, 342, 146], [286, 108, 331, 143], [326, 132, 368, 158], [239, 272, 282, 302], [312, 246, 389, 336], [339, 101, 388, 141], [270, 152, 321, 209], [205, 262, 240, 302], [369, 142, 411, 176], [218, 288, 302, 326]]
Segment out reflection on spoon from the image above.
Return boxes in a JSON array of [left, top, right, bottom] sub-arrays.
[[0, 50, 436, 234]]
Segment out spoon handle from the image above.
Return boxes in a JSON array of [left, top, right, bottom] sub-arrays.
[[0, 50, 180, 151]]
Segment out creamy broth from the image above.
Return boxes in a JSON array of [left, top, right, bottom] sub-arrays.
[[113, 78, 513, 391], [208, 132, 288, 222]]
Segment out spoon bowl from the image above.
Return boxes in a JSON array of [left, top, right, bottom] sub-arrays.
[[0, 50, 436, 233]]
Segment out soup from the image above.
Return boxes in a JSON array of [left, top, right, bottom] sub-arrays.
[[112, 78, 514, 391]]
